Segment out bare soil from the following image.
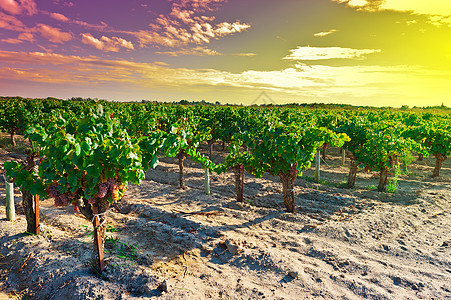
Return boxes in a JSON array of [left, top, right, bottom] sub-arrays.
[[0, 138, 450, 299]]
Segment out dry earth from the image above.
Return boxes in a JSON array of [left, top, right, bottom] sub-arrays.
[[0, 138, 450, 299]]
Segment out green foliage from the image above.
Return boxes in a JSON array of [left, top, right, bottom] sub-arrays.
[[160, 112, 217, 171], [386, 165, 400, 193], [2, 97, 450, 202], [243, 121, 349, 178], [5, 111, 157, 207]]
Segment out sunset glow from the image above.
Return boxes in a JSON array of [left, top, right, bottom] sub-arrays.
[[1, 0, 450, 107]]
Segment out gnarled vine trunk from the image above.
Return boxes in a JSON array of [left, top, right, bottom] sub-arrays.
[[322, 143, 328, 160], [207, 139, 214, 158], [279, 173, 296, 213], [378, 167, 389, 192], [279, 164, 298, 213], [177, 149, 187, 189], [432, 153, 446, 178], [22, 190, 37, 234], [10, 131, 16, 150], [22, 154, 38, 234], [346, 151, 358, 189], [233, 165, 244, 202]]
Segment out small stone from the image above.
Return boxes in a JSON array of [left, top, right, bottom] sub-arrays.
[[393, 276, 402, 285], [288, 271, 298, 279], [202, 246, 213, 254], [225, 240, 240, 255], [140, 283, 154, 294], [157, 281, 168, 293]]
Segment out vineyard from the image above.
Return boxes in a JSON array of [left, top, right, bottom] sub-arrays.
[[0, 97, 450, 299]]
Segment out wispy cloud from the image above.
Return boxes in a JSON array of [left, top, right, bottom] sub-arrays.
[[35, 24, 72, 43], [52, 0, 74, 8], [42, 10, 109, 31], [283, 46, 381, 61], [48, 12, 69, 22], [1, 31, 34, 43], [232, 53, 256, 57], [0, 50, 450, 106], [332, 0, 451, 25], [126, 0, 250, 49], [314, 29, 337, 37], [0, 11, 27, 31], [156, 46, 221, 56], [81, 33, 134, 52], [0, 0, 37, 15], [0, 11, 72, 44]]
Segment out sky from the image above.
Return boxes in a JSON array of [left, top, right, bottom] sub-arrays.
[[0, 0, 450, 107]]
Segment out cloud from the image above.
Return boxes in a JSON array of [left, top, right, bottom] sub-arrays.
[[1, 11, 72, 44], [232, 53, 256, 57], [49, 12, 69, 22], [156, 46, 222, 56], [0, 50, 450, 107], [18, 31, 33, 41], [0, 11, 27, 31], [41, 10, 109, 30], [1, 38, 22, 43], [0, 50, 394, 90], [283, 46, 381, 61], [0, 0, 21, 14], [314, 29, 338, 37], [52, 0, 74, 7], [0, 0, 37, 15], [332, 0, 451, 24], [215, 21, 250, 36], [1, 31, 34, 43], [35, 24, 72, 43], [127, 0, 250, 48], [81, 33, 134, 52], [72, 20, 109, 31], [174, 0, 226, 11]]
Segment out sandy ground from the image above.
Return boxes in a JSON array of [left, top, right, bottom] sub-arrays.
[[0, 141, 450, 299]]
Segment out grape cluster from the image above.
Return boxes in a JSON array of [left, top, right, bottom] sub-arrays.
[[46, 182, 77, 207], [95, 178, 127, 202], [97, 181, 109, 198], [54, 194, 69, 206], [46, 177, 127, 207], [46, 182, 59, 198]]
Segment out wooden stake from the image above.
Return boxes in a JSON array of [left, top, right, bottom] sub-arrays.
[[5, 175, 15, 221], [204, 168, 210, 195], [314, 150, 320, 183], [92, 206, 105, 272], [341, 148, 346, 166], [34, 195, 40, 235]]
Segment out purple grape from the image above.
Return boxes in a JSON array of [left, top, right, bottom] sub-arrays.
[[107, 178, 118, 193], [47, 183, 59, 198], [97, 182, 109, 198]]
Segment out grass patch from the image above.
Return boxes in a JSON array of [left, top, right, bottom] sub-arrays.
[[104, 236, 139, 261]]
